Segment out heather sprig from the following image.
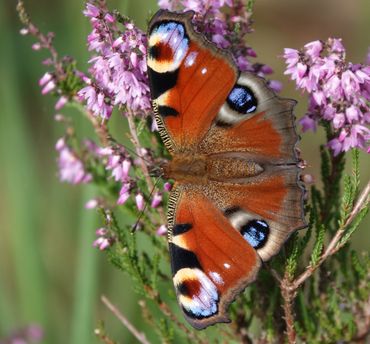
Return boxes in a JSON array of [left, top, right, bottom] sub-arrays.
[[79, 2, 151, 120], [283, 38, 370, 155]]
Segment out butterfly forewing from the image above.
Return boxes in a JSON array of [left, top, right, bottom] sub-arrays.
[[147, 10, 238, 150]]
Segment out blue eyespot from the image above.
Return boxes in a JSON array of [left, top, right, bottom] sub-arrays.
[[227, 85, 257, 114], [240, 220, 269, 249]]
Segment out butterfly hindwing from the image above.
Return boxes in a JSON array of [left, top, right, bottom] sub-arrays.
[[168, 186, 260, 330]]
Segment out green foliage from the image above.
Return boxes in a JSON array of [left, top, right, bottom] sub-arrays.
[[310, 224, 325, 266]]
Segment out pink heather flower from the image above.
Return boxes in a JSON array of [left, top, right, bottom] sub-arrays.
[[39, 72, 52, 86], [32, 42, 41, 50], [151, 192, 162, 208], [20, 28, 29, 35], [304, 40, 323, 60], [284, 48, 300, 67], [85, 199, 98, 209], [341, 70, 360, 98], [55, 138, 92, 184], [268, 80, 283, 93], [41, 80, 56, 95], [96, 228, 108, 236], [55, 96, 68, 110], [299, 115, 317, 132], [332, 113, 345, 130], [93, 237, 111, 250], [106, 154, 131, 182], [93, 226, 114, 251], [329, 38, 345, 54], [135, 193, 145, 211], [163, 182, 172, 192], [83, 3, 100, 18], [117, 183, 130, 205], [283, 38, 370, 155], [346, 106, 360, 123], [156, 225, 167, 236]]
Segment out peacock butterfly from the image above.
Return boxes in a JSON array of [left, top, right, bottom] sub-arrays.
[[147, 10, 306, 330]]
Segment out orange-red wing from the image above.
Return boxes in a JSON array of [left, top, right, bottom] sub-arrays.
[[199, 72, 299, 164], [168, 188, 260, 329], [202, 164, 306, 262], [147, 10, 238, 151]]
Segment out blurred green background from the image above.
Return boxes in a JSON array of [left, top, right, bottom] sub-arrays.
[[0, 0, 369, 343]]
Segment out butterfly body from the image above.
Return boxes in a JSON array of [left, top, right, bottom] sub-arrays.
[[163, 153, 264, 183], [147, 10, 306, 329]]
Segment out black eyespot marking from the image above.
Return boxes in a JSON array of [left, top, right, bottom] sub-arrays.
[[240, 220, 269, 249], [227, 85, 258, 114], [177, 282, 189, 296], [169, 243, 201, 276], [147, 67, 179, 99], [173, 223, 192, 236], [148, 44, 161, 59], [158, 105, 179, 117]]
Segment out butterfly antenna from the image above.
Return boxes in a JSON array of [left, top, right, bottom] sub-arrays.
[[107, 135, 153, 165], [131, 176, 162, 234]]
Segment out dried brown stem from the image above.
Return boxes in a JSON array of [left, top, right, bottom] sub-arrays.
[[101, 295, 151, 344], [293, 180, 369, 289], [277, 180, 370, 343], [280, 274, 297, 344]]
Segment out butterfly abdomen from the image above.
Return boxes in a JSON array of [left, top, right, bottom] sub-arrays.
[[164, 154, 264, 183]]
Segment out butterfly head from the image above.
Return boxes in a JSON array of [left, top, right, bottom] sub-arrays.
[[149, 162, 166, 178]]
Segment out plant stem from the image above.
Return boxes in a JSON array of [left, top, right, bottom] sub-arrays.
[[281, 274, 297, 344], [277, 181, 369, 342], [293, 180, 369, 288], [101, 295, 151, 344]]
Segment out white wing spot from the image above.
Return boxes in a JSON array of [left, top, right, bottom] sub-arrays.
[[210, 272, 224, 285], [201, 67, 207, 74], [224, 263, 231, 269], [185, 51, 197, 67]]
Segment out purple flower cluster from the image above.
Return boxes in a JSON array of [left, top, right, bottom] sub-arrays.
[[93, 227, 114, 250], [78, 3, 151, 120], [55, 138, 92, 184], [159, 0, 282, 92], [284, 38, 370, 155]]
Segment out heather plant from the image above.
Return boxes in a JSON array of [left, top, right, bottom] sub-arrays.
[[16, 0, 369, 343]]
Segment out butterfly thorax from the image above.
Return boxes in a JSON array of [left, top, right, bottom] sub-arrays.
[[163, 153, 264, 184]]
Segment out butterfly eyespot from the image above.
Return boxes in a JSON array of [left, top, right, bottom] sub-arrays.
[[148, 43, 172, 61], [240, 220, 269, 249], [227, 85, 258, 114], [174, 268, 219, 319], [148, 21, 189, 73]]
